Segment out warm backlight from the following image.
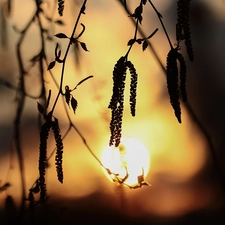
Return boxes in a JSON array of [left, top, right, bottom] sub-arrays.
[[101, 137, 150, 186]]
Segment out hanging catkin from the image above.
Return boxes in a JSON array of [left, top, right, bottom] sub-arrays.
[[57, 0, 65, 17], [166, 48, 181, 123], [127, 60, 138, 117], [108, 57, 127, 147], [39, 121, 51, 203], [176, 52, 187, 102], [176, 0, 194, 61], [51, 118, 64, 183]]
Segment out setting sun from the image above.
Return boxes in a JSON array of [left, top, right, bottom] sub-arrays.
[[101, 137, 150, 186]]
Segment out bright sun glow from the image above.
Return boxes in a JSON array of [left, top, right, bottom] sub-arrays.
[[101, 137, 150, 186]]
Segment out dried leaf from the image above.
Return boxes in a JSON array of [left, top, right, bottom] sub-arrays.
[[133, 5, 143, 18], [71, 96, 78, 114], [46, 90, 51, 109], [127, 39, 135, 46], [47, 61, 56, 70], [65, 85, 71, 105], [81, 4, 86, 14], [79, 42, 89, 51], [54, 20, 64, 25], [142, 39, 148, 51], [30, 180, 40, 194], [37, 102, 45, 115], [54, 33, 68, 39], [30, 54, 40, 63], [0, 183, 11, 192]]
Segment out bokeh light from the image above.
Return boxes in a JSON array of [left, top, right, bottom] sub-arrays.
[[101, 137, 150, 186]]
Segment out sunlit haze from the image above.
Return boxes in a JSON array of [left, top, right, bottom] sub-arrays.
[[0, 0, 225, 223], [101, 137, 150, 186]]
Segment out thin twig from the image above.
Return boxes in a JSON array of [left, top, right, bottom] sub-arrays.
[[148, 0, 173, 49], [125, 0, 142, 58]]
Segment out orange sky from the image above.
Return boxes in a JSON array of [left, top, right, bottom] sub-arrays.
[[0, 0, 225, 220]]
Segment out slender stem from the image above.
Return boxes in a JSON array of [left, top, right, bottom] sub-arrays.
[[61, 96, 104, 167], [125, 0, 142, 59], [71, 123, 104, 167], [148, 0, 173, 49]]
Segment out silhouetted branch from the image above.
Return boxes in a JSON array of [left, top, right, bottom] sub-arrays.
[[117, 0, 225, 193]]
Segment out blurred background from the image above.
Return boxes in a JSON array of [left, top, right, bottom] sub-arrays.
[[0, 0, 225, 224]]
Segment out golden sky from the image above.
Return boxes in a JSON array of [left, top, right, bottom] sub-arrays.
[[0, 0, 225, 221]]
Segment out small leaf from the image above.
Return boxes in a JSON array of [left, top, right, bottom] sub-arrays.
[[71, 96, 78, 114], [46, 90, 51, 109], [54, 33, 68, 39], [79, 42, 89, 51], [142, 39, 148, 51], [47, 61, 56, 70], [37, 102, 45, 115], [54, 20, 65, 25], [127, 39, 135, 46], [0, 183, 11, 192], [65, 85, 71, 105], [133, 5, 143, 18], [45, 16, 52, 22], [81, 4, 86, 14], [30, 54, 40, 62], [30, 180, 40, 194]]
